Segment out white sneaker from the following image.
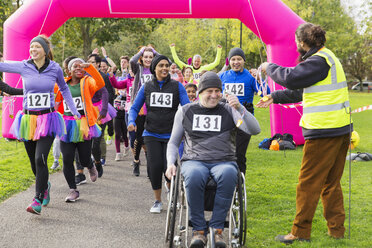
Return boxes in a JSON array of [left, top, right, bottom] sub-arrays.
[[51, 161, 60, 170], [106, 136, 113, 145], [115, 153, 122, 161], [123, 147, 129, 157], [150, 201, 163, 214]]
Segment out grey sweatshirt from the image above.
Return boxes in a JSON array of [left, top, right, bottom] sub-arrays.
[[166, 101, 261, 166]]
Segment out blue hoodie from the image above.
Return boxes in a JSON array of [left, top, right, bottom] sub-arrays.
[[220, 69, 270, 113]]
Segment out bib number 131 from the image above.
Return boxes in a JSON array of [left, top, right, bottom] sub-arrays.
[[27, 93, 50, 109], [192, 114, 221, 132], [150, 92, 173, 108]]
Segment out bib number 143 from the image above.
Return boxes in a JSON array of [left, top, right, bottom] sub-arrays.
[[192, 114, 221, 132], [150, 92, 173, 108]]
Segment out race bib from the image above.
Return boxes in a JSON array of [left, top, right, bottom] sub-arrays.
[[141, 74, 153, 83], [224, 83, 244, 96], [27, 93, 51, 109], [193, 72, 201, 80], [192, 114, 222, 132], [150, 92, 173, 108], [64, 96, 83, 113], [114, 99, 126, 109]]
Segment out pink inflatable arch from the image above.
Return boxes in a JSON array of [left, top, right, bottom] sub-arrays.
[[2, 0, 305, 144]]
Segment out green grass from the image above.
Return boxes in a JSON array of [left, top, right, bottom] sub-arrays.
[[0, 92, 371, 247], [245, 91, 372, 247]]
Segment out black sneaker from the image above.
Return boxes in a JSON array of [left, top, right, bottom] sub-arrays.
[[75, 173, 87, 186], [133, 161, 140, 176], [95, 162, 103, 178]]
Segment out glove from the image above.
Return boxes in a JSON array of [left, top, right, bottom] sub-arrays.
[[225, 57, 229, 66], [187, 57, 192, 65]]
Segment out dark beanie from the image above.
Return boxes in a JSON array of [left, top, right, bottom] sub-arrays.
[[228, 47, 246, 61], [198, 71, 222, 93], [150, 54, 171, 75]]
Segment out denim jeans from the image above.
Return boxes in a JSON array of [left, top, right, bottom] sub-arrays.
[[181, 160, 238, 231]]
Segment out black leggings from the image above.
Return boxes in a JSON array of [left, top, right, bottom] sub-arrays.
[[114, 117, 128, 152], [134, 115, 146, 161], [144, 136, 170, 190], [60, 139, 93, 189], [235, 128, 251, 174], [92, 123, 106, 162], [107, 119, 114, 137], [24, 136, 54, 200]]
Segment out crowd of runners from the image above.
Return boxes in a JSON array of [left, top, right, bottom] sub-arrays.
[[0, 22, 351, 246]]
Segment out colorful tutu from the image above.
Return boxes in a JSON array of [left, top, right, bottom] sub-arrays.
[[93, 101, 117, 124], [61, 116, 102, 143], [10, 110, 66, 141]]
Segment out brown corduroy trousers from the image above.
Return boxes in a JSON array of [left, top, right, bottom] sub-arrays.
[[291, 133, 350, 239]]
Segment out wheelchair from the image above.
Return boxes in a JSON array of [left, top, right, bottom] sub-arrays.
[[165, 163, 247, 248]]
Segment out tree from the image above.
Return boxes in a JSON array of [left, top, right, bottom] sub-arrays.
[[0, 0, 21, 52], [51, 18, 164, 64]]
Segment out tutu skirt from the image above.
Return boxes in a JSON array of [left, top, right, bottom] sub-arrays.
[[10, 110, 66, 141], [94, 101, 117, 124], [61, 116, 101, 143]]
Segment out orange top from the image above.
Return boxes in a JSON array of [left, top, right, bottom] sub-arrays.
[[55, 64, 105, 126]]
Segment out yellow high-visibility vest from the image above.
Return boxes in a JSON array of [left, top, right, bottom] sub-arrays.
[[300, 47, 352, 129]]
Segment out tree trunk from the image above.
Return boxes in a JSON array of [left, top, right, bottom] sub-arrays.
[[80, 22, 93, 58]]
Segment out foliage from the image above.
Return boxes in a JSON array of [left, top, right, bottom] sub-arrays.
[[51, 18, 164, 64]]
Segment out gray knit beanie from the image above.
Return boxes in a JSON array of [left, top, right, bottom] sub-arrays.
[[198, 71, 222, 93], [228, 47, 246, 61]]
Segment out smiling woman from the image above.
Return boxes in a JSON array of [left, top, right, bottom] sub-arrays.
[[0, 34, 80, 214]]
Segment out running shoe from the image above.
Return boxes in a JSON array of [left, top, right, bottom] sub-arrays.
[[88, 165, 98, 182], [150, 200, 163, 213], [115, 153, 122, 161], [96, 162, 103, 178], [133, 161, 140, 176], [42, 181, 51, 207], [100, 158, 106, 167], [51, 160, 60, 170], [75, 173, 87, 186], [65, 189, 80, 202], [190, 231, 207, 248], [214, 229, 226, 248], [106, 136, 113, 145], [26, 198, 42, 215], [123, 147, 129, 157]]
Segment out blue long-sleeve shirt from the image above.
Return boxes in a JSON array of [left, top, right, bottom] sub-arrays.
[[128, 80, 190, 139], [220, 69, 270, 112]]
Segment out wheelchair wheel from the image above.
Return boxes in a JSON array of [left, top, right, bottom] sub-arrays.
[[165, 167, 180, 247], [229, 172, 247, 247]]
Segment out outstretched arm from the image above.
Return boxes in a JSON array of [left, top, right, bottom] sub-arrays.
[[170, 44, 187, 69], [202, 45, 222, 71]]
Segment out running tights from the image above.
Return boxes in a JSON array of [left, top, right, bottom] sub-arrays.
[[24, 136, 54, 201]]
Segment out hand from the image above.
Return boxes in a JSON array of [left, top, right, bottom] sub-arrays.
[[3, 92, 10, 97], [249, 68, 258, 77], [176, 69, 182, 74], [80, 63, 91, 69], [101, 47, 107, 57], [256, 95, 273, 108], [107, 67, 114, 77], [97, 114, 105, 122], [226, 94, 240, 110], [73, 114, 80, 120], [165, 164, 177, 180], [92, 48, 99, 55], [127, 124, 136, 132], [260, 62, 270, 73], [170, 43, 175, 47], [217, 44, 222, 49]]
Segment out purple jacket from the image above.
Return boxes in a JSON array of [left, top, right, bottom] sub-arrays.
[[0, 60, 80, 116]]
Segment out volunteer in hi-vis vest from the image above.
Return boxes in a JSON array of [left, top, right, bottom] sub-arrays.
[[260, 23, 352, 244]]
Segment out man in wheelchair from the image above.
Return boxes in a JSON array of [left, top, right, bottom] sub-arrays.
[[166, 71, 261, 247]]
